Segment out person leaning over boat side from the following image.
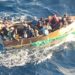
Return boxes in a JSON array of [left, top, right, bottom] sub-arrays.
[[16, 24, 25, 38], [61, 14, 68, 26]]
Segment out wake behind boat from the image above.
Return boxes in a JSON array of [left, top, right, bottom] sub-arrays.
[[0, 15, 75, 50]]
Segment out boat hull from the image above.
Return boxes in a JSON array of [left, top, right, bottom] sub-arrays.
[[3, 21, 75, 49]]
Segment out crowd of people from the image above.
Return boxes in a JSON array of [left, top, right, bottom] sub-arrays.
[[0, 14, 73, 41]]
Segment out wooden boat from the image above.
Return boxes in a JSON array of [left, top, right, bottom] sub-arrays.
[[1, 16, 75, 49]]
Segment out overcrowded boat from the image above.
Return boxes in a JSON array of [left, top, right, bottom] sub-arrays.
[[0, 14, 75, 50]]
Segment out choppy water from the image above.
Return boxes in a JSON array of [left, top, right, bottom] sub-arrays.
[[0, 0, 75, 75], [0, 0, 75, 18]]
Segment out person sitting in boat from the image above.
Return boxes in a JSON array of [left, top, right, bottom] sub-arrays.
[[66, 16, 73, 24], [48, 16, 51, 24], [61, 14, 69, 26], [46, 22, 52, 32], [31, 16, 38, 28], [39, 17, 45, 25], [41, 25, 49, 36], [16, 24, 25, 38], [23, 22, 29, 32], [8, 27, 15, 40], [50, 14, 60, 31], [37, 21, 43, 35], [59, 21, 63, 28], [34, 28, 39, 37], [26, 25, 34, 38], [1, 25, 9, 40]]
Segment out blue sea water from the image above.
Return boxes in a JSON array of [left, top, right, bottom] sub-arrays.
[[0, 0, 75, 18], [0, 0, 75, 75]]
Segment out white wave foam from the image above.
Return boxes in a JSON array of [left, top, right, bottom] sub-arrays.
[[65, 34, 75, 42]]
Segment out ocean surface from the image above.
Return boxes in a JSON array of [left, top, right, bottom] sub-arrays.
[[0, 0, 75, 75]]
